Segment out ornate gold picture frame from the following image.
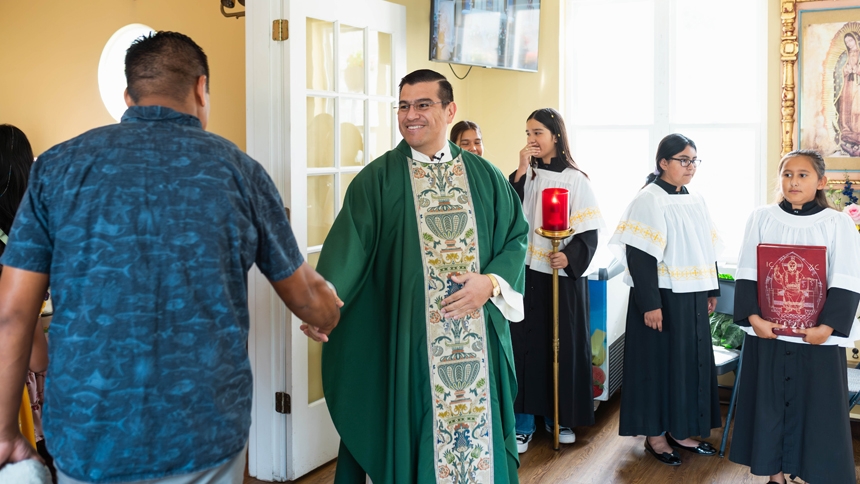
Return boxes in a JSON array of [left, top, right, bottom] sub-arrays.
[[782, 0, 860, 183]]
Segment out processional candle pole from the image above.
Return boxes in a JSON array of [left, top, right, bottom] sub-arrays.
[[535, 188, 574, 451]]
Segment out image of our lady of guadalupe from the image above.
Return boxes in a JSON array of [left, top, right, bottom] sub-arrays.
[[833, 24, 860, 156]]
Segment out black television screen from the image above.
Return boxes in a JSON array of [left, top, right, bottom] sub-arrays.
[[430, 0, 541, 72]]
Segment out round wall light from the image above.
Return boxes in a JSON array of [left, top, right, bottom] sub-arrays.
[[98, 24, 156, 122]]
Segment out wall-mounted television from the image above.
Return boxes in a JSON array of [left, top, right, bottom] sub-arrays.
[[430, 0, 541, 73]]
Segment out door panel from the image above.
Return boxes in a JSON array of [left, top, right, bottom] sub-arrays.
[[339, 25, 366, 94], [246, 0, 405, 480], [306, 19, 334, 92]]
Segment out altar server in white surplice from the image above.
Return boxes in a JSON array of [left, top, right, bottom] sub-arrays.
[[609, 133, 722, 466], [508, 108, 605, 453], [729, 150, 860, 484]]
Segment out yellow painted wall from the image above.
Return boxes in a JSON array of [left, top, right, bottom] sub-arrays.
[[0, 0, 245, 155], [388, 0, 561, 175], [0, 0, 781, 206]]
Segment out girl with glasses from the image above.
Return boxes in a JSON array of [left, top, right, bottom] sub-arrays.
[[729, 150, 860, 484], [508, 108, 605, 453], [610, 133, 722, 465]]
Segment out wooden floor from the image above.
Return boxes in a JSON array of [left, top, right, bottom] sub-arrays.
[[245, 391, 860, 484]]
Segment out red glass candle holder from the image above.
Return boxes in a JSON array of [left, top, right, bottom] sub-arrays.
[[541, 188, 569, 232]]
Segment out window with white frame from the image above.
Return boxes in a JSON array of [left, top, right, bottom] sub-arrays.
[[565, 0, 766, 266]]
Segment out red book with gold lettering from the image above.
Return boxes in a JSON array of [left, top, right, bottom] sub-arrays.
[[757, 243, 827, 337]]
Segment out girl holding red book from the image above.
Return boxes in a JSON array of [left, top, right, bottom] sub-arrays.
[[730, 149, 860, 484]]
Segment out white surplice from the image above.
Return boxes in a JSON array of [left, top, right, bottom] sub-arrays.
[[735, 204, 860, 346], [609, 183, 723, 293], [522, 165, 605, 276]]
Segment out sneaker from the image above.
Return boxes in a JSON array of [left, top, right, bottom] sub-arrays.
[[545, 423, 576, 444], [516, 433, 533, 453]]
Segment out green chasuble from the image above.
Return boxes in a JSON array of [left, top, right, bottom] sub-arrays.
[[317, 140, 528, 484]]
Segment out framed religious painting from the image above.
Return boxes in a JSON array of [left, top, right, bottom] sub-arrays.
[[785, 0, 860, 189]]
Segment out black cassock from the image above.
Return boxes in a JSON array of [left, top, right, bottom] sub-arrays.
[[509, 165, 599, 428], [729, 200, 860, 484], [618, 179, 722, 439]]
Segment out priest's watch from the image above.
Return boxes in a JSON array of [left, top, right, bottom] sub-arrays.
[[486, 274, 501, 298]]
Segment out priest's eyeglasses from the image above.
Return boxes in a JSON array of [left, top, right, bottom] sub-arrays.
[[395, 101, 445, 113], [668, 157, 702, 167]]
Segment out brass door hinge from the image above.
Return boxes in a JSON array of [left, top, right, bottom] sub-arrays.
[[275, 392, 291, 414], [273, 19, 289, 41]]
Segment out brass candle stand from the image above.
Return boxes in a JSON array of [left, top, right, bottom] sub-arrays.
[[534, 226, 574, 450]]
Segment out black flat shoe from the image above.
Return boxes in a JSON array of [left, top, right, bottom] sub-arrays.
[[644, 439, 681, 466], [665, 434, 717, 456]]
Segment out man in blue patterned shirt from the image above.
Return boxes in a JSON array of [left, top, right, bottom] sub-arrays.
[[0, 31, 340, 483]]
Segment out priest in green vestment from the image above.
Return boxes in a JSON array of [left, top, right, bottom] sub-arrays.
[[314, 69, 528, 484]]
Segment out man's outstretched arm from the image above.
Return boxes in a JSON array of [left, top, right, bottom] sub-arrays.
[[270, 262, 341, 340], [0, 267, 48, 464]]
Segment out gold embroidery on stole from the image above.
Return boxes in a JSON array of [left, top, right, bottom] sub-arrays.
[[410, 156, 494, 484]]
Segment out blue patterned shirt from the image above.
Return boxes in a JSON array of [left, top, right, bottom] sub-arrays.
[[1, 106, 303, 482]]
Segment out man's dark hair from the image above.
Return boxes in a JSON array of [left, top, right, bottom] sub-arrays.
[[398, 69, 453, 104], [125, 31, 210, 104]]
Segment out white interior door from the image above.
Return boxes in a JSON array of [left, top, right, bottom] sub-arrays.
[[245, 0, 405, 481]]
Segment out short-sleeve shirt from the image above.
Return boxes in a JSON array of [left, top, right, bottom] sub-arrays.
[[1, 106, 303, 482]]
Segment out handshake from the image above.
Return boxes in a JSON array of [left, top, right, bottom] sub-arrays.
[[300, 281, 343, 343]]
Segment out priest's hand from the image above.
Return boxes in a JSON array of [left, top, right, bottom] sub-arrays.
[[440, 273, 493, 320], [707, 297, 717, 314], [793, 324, 833, 345], [327, 283, 345, 309], [549, 252, 568, 270], [300, 323, 330, 343], [643, 308, 663, 332], [748, 314, 782, 339], [298, 284, 344, 343]]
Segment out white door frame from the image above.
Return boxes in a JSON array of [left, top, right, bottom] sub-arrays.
[[245, 0, 406, 480], [246, 0, 290, 479]]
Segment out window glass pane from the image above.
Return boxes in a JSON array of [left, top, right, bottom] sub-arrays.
[[307, 97, 335, 168], [340, 172, 358, 208], [308, 175, 335, 247], [340, 99, 365, 167], [369, 31, 392, 96], [369, 101, 393, 161], [673, 1, 758, 123], [570, 1, 654, 125], [307, 18, 334, 91], [307, 340, 323, 403], [682, 128, 757, 262], [307, 251, 320, 269], [574, 129, 651, 268], [306, 251, 324, 403], [340, 25, 365, 94]]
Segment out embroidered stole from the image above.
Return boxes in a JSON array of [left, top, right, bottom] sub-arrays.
[[409, 156, 494, 483]]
